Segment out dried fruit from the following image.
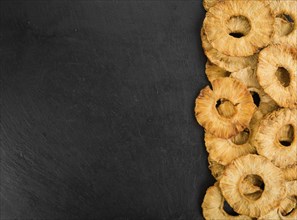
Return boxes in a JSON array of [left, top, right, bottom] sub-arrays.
[[254, 108, 297, 168], [257, 44, 297, 108], [219, 154, 286, 218], [204, 1, 274, 56], [195, 77, 256, 138]]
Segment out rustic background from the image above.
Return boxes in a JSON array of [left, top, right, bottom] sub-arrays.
[[0, 1, 214, 219]]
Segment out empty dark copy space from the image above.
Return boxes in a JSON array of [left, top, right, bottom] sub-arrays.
[[0, 1, 214, 219]]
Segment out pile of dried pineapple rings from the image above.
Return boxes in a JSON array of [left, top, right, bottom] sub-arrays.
[[195, 0, 297, 219]]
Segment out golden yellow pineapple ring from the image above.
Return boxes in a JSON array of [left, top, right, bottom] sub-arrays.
[[257, 44, 297, 108], [219, 154, 286, 218], [203, 0, 274, 56], [254, 108, 297, 168], [195, 77, 256, 138]]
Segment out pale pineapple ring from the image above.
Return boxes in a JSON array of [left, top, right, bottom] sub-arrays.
[[201, 28, 258, 72], [257, 44, 297, 108], [270, 1, 297, 46], [202, 183, 253, 220], [195, 77, 255, 138], [219, 154, 286, 218], [205, 60, 231, 83], [204, 0, 274, 56], [205, 129, 256, 166], [254, 108, 297, 168]]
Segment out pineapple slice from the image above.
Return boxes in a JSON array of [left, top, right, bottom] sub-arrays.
[[195, 77, 256, 138], [203, 0, 274, 56], [219, 154, 286, 218], [257, 44, 297, 108]]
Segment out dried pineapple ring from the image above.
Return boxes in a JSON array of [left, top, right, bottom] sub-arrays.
[[202, 183, 253, 220], [201, 28, 258, 72], [254, 108, 297, 168], [270, 1, 297, 46], [195, 77, 256, 138], [257, 44, 297, 108], [220, 154, 286, 218], [205, 129, 256, 166], [208, 158, 267, 197], [208, 156, 225, 180], [205, 61, 231, 83], [203, 1, 274, 56], [283, 164, 297, 181]]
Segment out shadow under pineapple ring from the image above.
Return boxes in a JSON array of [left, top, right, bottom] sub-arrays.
[[195, 77, 256, 139], [219, 154, 286, 218], [203, 0, 274, 57]]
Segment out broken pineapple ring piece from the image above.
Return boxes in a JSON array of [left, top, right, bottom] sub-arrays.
[[195, 77, 256, 138], [219, 154, 286, 218]]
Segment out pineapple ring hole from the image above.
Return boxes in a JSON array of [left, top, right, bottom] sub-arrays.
[[223, 71, 232, 78], [250, 91, 260, 107], [276, 67, 290, 87], [216, 99, 237, 118], [227, 16, 251, 38], [241, 174, 265, 201], [231, 129, 250, 145], [280, 196, 297, 217], [223, 200, 239, 216], [277, 14, 295, 36], [277, 124, 294, 147]]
